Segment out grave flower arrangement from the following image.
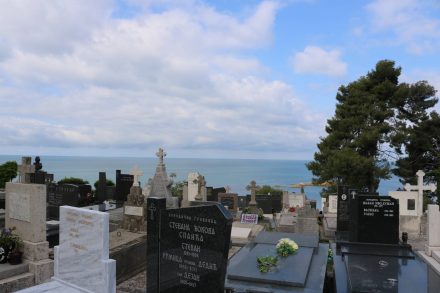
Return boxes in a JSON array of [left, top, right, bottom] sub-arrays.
[[257, 256, 278, 273], [0, 227, 23, 264], [276, 238, 299, 257], [257, 238, 299, 272]]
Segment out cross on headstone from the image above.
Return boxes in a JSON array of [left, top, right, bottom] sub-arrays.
[[246, 180, 260, 206], [404, 170, 437, 217], [17, 156, 34, 183], [130, 165, 143, 187], [195, 174, 206, 201], [156, 148, 166, 165]]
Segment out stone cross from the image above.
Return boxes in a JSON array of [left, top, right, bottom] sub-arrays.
[[246, 180, 260, 206], [195, 174, 206, 201], [225, 185, 231, 193], [130, 166, 143, 187], [17, 156, 34, 183], [156, 148, 166, 165], [404, 170, 437, 217]]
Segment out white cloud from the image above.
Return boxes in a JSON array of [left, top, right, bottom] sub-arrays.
[[0, 0, 325, 159], [290, 46, 347, 77], [0, 0, 112, 54], [366, 0, 440, 54]]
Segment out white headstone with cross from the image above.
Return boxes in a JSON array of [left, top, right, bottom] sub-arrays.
[[404, 170, 437, 217], [130, 165, 143, 187]]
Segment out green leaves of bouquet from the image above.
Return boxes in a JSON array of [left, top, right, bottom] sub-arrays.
[[257, 256, 278, 273], [276, 238, 299, 257], [257, 238, 299, 273]]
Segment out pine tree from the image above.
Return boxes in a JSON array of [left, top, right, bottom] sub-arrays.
[[307, 60, 437, 193]]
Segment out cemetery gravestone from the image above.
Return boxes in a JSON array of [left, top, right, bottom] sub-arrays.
[[328, 195, 338, 213], [148, 148, 178, 208], [122, 166, 146, 233], [115, 170, 134, 202], [106, 185, 116, 199], [425, 204, 440, 256], [97, 172, 108, 203], [47, 183, 80, 220], [404, 170, 437, 217], [289, 193, 305, 208], [218, 193, 238, 212], [256, 194, 282, 214], [29, 156, 54, 185], [6, 183, 53, 285], [55, 206, 115, 292], [147, 197, 167, 293], [226, 232, 328, 291], [206, 187, 226, 202], [336, 186, 350, 233], [17, 156, 34, 183], [147, 201, 233, 293], [17, 206, 116, 293], [349, 195, 399, 244]]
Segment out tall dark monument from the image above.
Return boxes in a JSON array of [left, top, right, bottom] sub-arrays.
[[115, 170, 134, 202]]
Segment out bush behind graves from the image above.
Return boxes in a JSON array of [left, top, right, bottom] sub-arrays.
[[0, 161, 17, 188]]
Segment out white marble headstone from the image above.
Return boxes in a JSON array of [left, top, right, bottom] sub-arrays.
[[289, 194, 305, 208], [55, 206, 115, 293], [427, 205, 440, 248], [328, 195, 338, 213]]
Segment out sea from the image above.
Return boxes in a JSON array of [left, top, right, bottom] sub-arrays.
[[0, 155, 402, 209]]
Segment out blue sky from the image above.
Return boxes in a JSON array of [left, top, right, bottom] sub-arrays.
[[0, 0, 439, 159]]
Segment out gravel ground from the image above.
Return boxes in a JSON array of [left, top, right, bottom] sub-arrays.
[[117, 271, 146, 293]]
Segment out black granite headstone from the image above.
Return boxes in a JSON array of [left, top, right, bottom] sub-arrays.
[[147, 197, 167, 293], [219, 196, 234, 209], [237, 196, 247, 209], [158, 203, 232, 293], [255, 194, 282, 213], [97, 172, 107, 203], [78, 184, 92, 205], [218, 193, 238, 211], [349, 195, 399, 244], [206, 187, 226, 202], [271, 194, 282, 212], [47, 183, 80, 219], [336, 185, 350, 232], [115, 170, 134, 202], [106, 185, 116, 199]]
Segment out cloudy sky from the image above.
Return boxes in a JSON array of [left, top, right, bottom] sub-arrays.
[[1, 0, 439, 159]]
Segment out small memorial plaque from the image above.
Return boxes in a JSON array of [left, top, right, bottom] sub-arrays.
[[240, 213, 258, 224], [124, 206, 144, 217], [9, 192, 31, 222]]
